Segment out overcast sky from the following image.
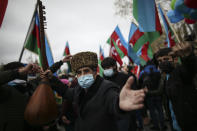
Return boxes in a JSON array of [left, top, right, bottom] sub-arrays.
[[0, 0, 132, 64]]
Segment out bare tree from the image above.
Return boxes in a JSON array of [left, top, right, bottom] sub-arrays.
[[114, 0, 171, 18]]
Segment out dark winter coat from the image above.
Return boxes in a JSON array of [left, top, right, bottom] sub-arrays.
[[104, 72, 137, 90], [53, 75, 126, 131], [0, 69, 28, 131], [103, 72, 137, 131], [166, 54, 197, 131]]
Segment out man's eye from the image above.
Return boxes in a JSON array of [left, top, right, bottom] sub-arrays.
[[84, 69, 90, 73]]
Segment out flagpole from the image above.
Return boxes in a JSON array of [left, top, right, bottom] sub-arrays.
[[19, 2, 39, 62], [159, 4, 181, 43]]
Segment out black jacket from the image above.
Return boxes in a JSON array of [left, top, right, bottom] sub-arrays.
[[52, 75, 126, 131], [104, 72, 137, 90], [0, 70, 28, 131], [166, 54, 197, 131]]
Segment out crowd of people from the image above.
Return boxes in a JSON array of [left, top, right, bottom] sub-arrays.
[[0, 41, 197, 131]]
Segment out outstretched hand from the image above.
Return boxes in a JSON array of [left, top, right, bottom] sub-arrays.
[[119, 76, 145, 111]]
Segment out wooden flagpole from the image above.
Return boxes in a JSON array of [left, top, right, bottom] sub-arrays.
[[159, 4, 181, 43]]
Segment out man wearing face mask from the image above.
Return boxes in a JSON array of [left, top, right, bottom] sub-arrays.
[[100, 57, 138, 131], [155, 42, 197, 131], [47, 51, 145, 131], [0, 62, 42, 131], [101, 57, 137, 90]]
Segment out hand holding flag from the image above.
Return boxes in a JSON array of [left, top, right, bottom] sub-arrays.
[[62, 55, 72, 63]]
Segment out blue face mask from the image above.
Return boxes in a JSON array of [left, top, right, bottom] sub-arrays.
[[7, 79, 26, 86], [77, 74, 95, 89], [103, 68, 114, 77]]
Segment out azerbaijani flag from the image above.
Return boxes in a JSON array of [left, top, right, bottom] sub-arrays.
[[128, 22, 160, 64], [110, 26, 128, 56], [0, 0, 8, 28], [133, 0, 161, 32], [108, 39, 123, 66], [158, 4, 176, 48], [63, 41, 71, 73], [109, 25, 140, 65], [98, 45, 104, 77], [107, 26, 125, 65], [24, 10, 50, 68], [63, 41, 70, 56]]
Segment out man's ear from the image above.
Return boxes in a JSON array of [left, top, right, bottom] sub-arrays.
[[93, 71, 97, 79]]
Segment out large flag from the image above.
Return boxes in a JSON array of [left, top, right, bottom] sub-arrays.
[[0, 0, 8, 28], [107, 26, 125, 66], [24, 9, 53, 68], [133, 0, 162, 32], [98, 45, 104, 77], [108, 25, 140, 65], [158, 4, 176, 48], [128, 22, 160, 64], [63, 41, 71, 73], [110, 26, 128, 56]]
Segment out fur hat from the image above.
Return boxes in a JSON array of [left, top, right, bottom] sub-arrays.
[[71, 51, 98, 72]]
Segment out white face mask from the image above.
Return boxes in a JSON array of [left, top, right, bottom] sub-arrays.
[[103, 68, 114, 77], [77, 74, 95, 89]]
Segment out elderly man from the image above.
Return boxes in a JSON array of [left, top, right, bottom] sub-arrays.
[[46, 51, 145, 131]]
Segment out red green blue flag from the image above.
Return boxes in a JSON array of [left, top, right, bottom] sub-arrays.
[[158, 4, 176, 48], [109, 25, 141, 65], [98, 45, 105, 77], [63, 41, 70, 56], [63, 41, 71, 73], [111, 26, 128, 56], [108, 39, 123, 66], [24, 10, 51, 68], [128, 22, 161, 65], [133, 0, 161, 32]]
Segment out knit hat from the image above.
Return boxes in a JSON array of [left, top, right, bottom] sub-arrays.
[[71, 51, 98, 72]]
